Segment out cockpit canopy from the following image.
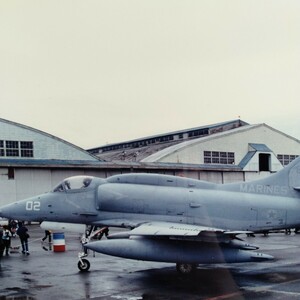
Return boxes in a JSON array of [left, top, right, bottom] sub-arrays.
[[53, 176, 95, 192]]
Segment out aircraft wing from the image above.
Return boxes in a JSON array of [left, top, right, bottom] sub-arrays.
[[128, 221, 225, 236], [108, 221, 254, 248]]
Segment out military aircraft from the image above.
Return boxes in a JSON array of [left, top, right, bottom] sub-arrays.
[[1, 156, 300, 273]]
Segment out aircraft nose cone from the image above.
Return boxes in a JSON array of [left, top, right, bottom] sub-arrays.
[[0, 206, 8, 218], [0, 206, 6, 218], [0, 203, 15, 219]]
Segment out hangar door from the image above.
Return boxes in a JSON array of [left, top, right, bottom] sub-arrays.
[[259, 153, 271, 171]]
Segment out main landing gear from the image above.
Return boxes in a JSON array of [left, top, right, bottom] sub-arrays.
[[77, 226, 109, 272]]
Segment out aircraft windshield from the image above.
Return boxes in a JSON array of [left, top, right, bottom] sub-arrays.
[[53, 176, 94, 192]]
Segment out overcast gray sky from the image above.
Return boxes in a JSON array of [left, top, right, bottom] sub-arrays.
[[1, 1, 300, 149]]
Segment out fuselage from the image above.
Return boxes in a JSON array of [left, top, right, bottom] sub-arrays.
[[1, 173, 300, 232]]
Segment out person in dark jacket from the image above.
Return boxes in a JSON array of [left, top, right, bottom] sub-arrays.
[[16, 222, 30, 255], [0, 226, 5, 268]]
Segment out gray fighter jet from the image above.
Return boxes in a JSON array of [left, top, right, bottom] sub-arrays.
[[1, 157, 300, 273]]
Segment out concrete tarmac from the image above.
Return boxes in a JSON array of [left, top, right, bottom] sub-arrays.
[[1, 225, 300, 299]]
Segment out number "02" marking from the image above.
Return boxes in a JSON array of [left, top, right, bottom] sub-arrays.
[[26, 201, 41, 211]]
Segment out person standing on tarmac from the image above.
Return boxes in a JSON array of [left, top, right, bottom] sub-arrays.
[[2, 225, 12, 256], [16, 222, 30, 255], [0, 226, 5, 269], [42, 230, 52, 243]]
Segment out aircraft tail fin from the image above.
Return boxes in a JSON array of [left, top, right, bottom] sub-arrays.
[[265, 156, 300, 189], [226, 156, 300, 196]]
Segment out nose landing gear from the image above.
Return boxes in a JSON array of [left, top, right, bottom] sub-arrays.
[[78, 253, 90, 272], [77, 226, 109, 272]]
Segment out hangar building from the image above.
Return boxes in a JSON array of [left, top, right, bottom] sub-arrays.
[[1, 118, 300, 207], [0, 118, 101, 206], [89, 119, 300, 182]]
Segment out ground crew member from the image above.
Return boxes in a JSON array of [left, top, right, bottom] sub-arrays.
[[2, 225, 12, 256]]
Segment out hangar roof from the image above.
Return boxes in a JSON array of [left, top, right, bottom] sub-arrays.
[[89, 119, 248, 162], [141, 123, 262, 163]]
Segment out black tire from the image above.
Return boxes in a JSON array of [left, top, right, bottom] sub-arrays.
[[78, 258, 90, 272], [176, 263, 195, 275]]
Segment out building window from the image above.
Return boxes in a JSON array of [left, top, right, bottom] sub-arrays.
[[20, 141, 34, 157], [277, 154, 299, 166], [6, 140, 18, 148], [188, 128, 209, 138], [204, 151, 235, 164], [0, 140, 34, 158], [6, 149, 19, 157], [6, 141, 19, 157], [0, 140, 4, 157]]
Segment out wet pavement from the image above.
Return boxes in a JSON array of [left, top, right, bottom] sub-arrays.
[[1, 225, 300, 299]]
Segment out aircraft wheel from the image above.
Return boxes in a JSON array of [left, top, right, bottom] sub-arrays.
[[78, 258, 90, 272], [176, 263, 195, 275]]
